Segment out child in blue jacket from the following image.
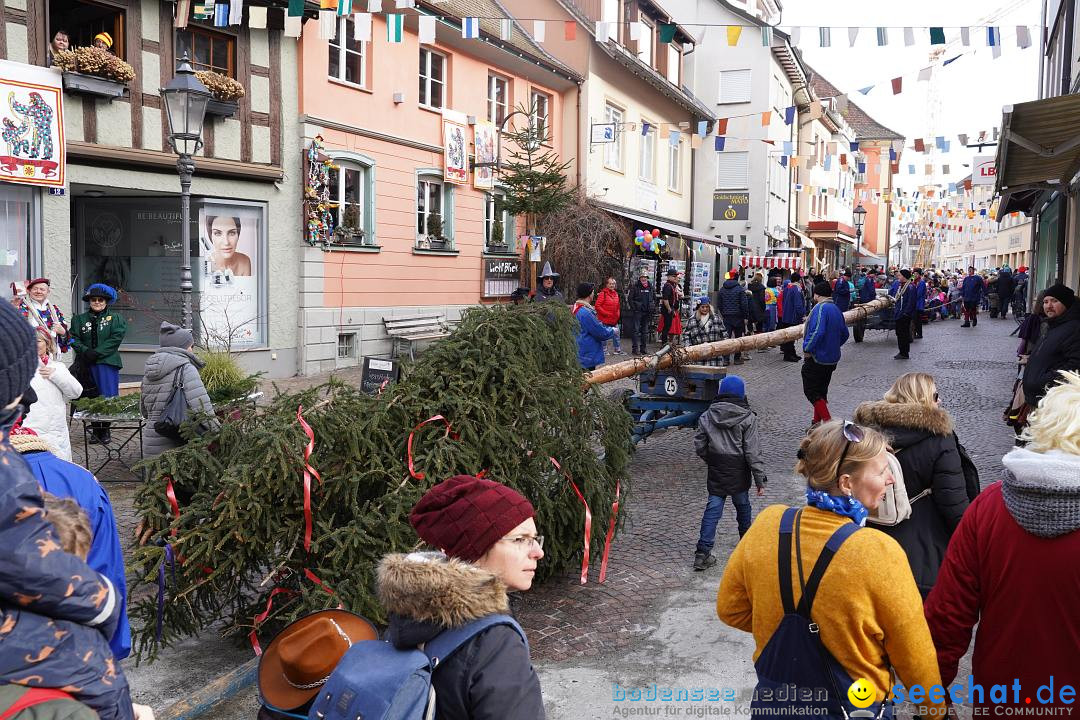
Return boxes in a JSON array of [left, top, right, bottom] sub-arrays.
[[801, 281, 849, 425], [573, 282, 614, 371]]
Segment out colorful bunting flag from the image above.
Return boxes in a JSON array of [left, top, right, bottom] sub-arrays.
[[943, 164, 950, 174], [791, 27, 801, 46], [780, 156, 788, 168], [629, 22, 642, 41], [354, 12, 372, 40], [335, 0, 352, 15], [849, 142, 859, 152], [418, 15, 435, 43], [958, 133, 968, 145], [500, 19, 512, 40], [386, 13, 404, 42], [175, 0, 191, 27], [960, 27, 971, 45], [903, 27, 914, 46], [809, 100, 822, 119], [563, 20, 575, 40], [858, 85, 873, 95], [761, 111, 771, 127], [935, 136, 946, 150], [918, 66, 932, 82], [987, 26, 999, 46], [213, 2, 229, 26], [697, 120, 707, 137], [596, 22, 613, 42], [761, 26, 773, 47], [659, 23, 677, 43], [784, 106, 795, 125], [462, 17, 480, 39], [288, 0, 304, 16], [716, 118, 728, 135], [929, 27, 945, 45], [834, 94, 848, 113], [320, 0, 335, 8], [889, 148, 896, 161], [891, 77, 902, 94], [248, 5, 266, 28], [691, 134, 702, 150], [783, 140, 793, 154], [727, 26, 742, 46], [715, 136, 726, 151], [366, 0, 380, 11], [908, 165, 916, 174], [848, 27, 859, 47], [914, 138, 925, 152], [319, 9, 336, 37], [876, 27, 888, 46], [669, 131, 680, 147], [533, 20, 545, 42], [284, 14, 302, 36], [824, 155, 832, 170], [819, 27, 831, 47], [230, 0, 244, 24], [395, 0, 414, 7], [1016, 25, 1032, 48]]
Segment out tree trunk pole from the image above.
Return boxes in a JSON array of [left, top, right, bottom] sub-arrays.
[[584, 296, 894, 386]]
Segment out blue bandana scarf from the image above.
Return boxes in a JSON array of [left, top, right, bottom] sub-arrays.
[[806, 488, 869, 527]]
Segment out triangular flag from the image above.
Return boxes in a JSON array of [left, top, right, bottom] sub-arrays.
[[904, 27, 914, 46], [716, 118, 728, 135], [500, 18, 512, 40], [641, 122, 650, 136], [533, 20, 545, 42], [462, 17, 480, 39], [848, 27, 859, 47], [564, 20, 576, 41], [819, 27, 831, 47], [285, 13, 302, 36], [714, 136, 726, 151], [353, 12, 372, 40], [761, 111, 771, 127], [780, 156, 788, 168], [386, 13, 404, 42], [629, 22, 643, 41], [891, 77, 902, 94], [858, 85, 873, 95], [958, 133, 968, 145], [784, 106, 795, 125], [918, 66, 932, 82], [659, 23, 677, 43], [230, 0, 244, 24], [1016, 25, 1031, 48], [248, 5, 266, 28], [366, 0, 380, 11], [943, 54, 962, 66], [761, 25, 773, 47], [929, 27, 945, 45], [876, 27, 888, 46], [727, 26, 742, 46], [418, 15, 435, 43]]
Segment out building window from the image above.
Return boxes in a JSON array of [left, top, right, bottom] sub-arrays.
[[328, 15, 365, 86], [718, 69, 752, 104], [328, 160, 376, 246], [419, 48, 446, 109], [0, 186, 34, 293], [668, 139, 681, 192], [530, 90, 551, 142], [603, 103, 624, 171], [337, 333, 356, 359], [715, 151, 749, 189], [639, 122, 656, 182], [483, 192, 514, 252], [49, 1, 126, 61], [416, 173, 454, 247], [639, 19, 654, 67], [665, 44, 681, 86], [488, 74, 509, 125], [176, 26, 235, 77]]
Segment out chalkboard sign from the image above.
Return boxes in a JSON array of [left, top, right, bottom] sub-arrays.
[[360, 357, 400, 395]]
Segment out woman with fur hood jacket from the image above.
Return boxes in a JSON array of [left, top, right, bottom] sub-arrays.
[[379, 475, 546, 720], [854, 373, 972, 597]]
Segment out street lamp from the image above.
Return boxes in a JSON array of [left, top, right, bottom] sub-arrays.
[[161, 53, 211, 330], [852, 203, 867, 267]]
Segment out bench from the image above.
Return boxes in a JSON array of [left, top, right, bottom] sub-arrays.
[[383, 313, 451, 360]]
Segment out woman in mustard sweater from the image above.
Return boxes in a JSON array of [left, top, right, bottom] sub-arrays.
[[717, 420, 946, 719]]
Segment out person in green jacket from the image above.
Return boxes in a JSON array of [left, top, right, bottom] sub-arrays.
[[69, 283, 126, 443]]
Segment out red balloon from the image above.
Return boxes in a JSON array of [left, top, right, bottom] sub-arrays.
[[651, 229, 660, 238]]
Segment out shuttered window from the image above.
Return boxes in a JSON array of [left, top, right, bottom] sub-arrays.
[[716, 151, 749, 189], [718, 69, 752, 104]]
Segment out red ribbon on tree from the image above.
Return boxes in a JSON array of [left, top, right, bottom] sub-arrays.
[[164, 477, 181, 538], [551, 457, 591, 585], [599, 480, 620, 583], [407, 415, 457, 480], [296, 406, 323, 553], [249, 587, 294, 656]]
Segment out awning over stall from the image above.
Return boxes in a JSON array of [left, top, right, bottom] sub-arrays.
[[740, 255, 802, 270]]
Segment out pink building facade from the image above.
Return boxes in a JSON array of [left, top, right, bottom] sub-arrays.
[[296, 4, 580, 374]]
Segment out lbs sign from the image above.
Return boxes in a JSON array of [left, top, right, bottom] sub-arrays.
[[713, 192, 750, 221], [972, 156, 997, 186]]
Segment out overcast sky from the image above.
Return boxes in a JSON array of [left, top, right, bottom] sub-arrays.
[[778, 0, 1041, 192]]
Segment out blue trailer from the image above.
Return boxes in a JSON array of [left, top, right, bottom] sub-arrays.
[[629, 364, 727, 444]]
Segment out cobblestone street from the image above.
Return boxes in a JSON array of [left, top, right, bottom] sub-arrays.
[[113, 314, 1019, 718]]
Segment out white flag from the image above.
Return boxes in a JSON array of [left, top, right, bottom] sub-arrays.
[[848, 26, 858, 47], [834, 94, 848, 113], [1016, 25, 1032, 48], [248, 6, 267, 28], [419, 15, 435, 44], [791, 26, 801, 45], [918, 66, 932, 82], [500, 18, 512, 40], [319, 10, 336, 39], [353, 12, 371, 40], [960, 27, 971, 46], [366, 0, 380, 12], [629, 21, 643, 41], [394, 0, 414, 8], [284, 14, 302, 37], [596, 22, 612, 43], [533, 20, 545, 42], [229, 0, 243, 25], [904, 27, 914, 46]]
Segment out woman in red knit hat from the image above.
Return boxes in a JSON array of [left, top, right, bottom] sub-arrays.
[[377, 474, 546, 719]]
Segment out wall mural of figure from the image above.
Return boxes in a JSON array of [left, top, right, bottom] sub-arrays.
[[8, 91, 54, 159]]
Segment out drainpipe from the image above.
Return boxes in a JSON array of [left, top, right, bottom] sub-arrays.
[[1038, 0, 1047, 99], [575, 80, 583, 188]]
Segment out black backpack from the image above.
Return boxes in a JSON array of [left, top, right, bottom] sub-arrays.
[[752, 508, 887, 720], [153, 366, 189, 441]]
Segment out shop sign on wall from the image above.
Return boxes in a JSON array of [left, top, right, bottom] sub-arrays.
[[712, 192, 749, 221], [0, 60, 64, 188], [482, 256, 521, 298]]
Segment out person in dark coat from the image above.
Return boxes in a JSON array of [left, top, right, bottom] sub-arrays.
[[778, 273, 806, 362], [960, 266, 984, 327], [855, 373, 971, 598], [0, 299, 138, 720], [69, 284, 127, 444], [1022, 284, 1080, 408], [911, 269, 927, 339], [925, 372, 1080, 712], [893, 269, 917, 360], [386, 476, 546, 719], [746, 272, 768, 334], [717, 272, 750, 365], [658, 268, 682, 344], [692, 375, 766, 571], [627, 271, 655, 355], [995, 269, 1015, 319], [832, 270, 852, 312], [532, 262, 563, 303]]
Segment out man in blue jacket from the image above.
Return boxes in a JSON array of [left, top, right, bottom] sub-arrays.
[[893, 268, 917, 359], [960, 266, 985, 327], [779, 272, 806, 362], [858, 270, 878, 304], [913, 268, 927, 340], [833, 269, 853, 312], [801, 281, 849, 425], [573, 282, 614, 371]]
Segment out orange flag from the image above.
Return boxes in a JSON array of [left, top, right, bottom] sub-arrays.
[[761, 111, 772, 127], [565, 21, 576, 40]]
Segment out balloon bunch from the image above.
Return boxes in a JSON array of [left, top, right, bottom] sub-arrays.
[[633, 229, 665, 253]]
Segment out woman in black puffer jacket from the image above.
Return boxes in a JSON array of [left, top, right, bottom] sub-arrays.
[[855, 372, 974, 598]]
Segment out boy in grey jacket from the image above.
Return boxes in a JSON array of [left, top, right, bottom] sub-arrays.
[[693, 375, 767, 570]]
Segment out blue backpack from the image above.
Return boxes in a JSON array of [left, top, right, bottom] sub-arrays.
[[752, 507, 889, 720], [305, 614, 527, 720]]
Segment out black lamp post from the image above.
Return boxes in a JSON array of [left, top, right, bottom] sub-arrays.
[[161, 53, 211, 330], [852, 203, 867, 266]]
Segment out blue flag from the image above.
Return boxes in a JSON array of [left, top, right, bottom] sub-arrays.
[[714, 136, 726, 152], [784, 106, 795, 125]]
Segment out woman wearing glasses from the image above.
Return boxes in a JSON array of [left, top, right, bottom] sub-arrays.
[[854, 373, 975, 598], [717, 420, 945, 719], [377, 475, 546, 720]]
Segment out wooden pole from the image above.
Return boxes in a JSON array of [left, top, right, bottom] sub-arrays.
[[585, 296, 894, 385]]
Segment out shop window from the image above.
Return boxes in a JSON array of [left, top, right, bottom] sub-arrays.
[[48, 0, 126, 61], [0, 186, 34, 293], [529, 90, 551, 143], [328, 157, 376, 247], [483, 192, 515, 253], [487, 74, 509, 125], [419, 48, 446, 110], [416, 172, 454, 247], [328, 15, 366, 87], [176, 26, 235, 77]]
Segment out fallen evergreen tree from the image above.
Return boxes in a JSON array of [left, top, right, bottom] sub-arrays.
[[130, 303, 633, 658]]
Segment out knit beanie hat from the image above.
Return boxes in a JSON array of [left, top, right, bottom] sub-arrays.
[[718, 375, 745, 398], [576, 282, 595, 300], [409, 475, 536, 562], [813, 281, 833, 297], [0, 299, 38, 411], [1043, 283, 1076, 309], [900, 269, 912, 280], [159, 321, 194, 349]]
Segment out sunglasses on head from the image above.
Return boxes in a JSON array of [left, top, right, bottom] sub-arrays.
[[835, 421, 865, 481]]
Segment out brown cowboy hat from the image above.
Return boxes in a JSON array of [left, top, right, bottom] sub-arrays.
[[257, 609, 378, 711]]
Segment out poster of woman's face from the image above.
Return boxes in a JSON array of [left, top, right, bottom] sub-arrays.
[[198, 205, 262, 347], [203, 213, 253, 277]]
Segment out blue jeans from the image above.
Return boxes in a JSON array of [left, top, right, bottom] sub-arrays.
[[604, 324, 622, 352], [765, 306, 777, 332], [697, 492, 752, 554]]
